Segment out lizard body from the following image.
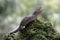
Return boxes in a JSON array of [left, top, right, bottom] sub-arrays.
[[10, 7, 43, 34]]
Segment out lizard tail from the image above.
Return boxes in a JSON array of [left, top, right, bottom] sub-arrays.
[[9, 28, 19, 34]]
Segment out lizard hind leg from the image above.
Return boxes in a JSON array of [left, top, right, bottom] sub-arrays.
[[20, 26, 25, 30], [19, 26, 26, 33]]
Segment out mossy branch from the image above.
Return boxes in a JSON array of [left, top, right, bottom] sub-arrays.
[[3, 20, 60, 40]]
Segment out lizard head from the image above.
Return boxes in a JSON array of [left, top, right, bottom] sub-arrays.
[[33, 7, 43, 16]]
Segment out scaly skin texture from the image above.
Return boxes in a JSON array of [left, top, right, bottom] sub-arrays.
[[10, 7, 43, 34]]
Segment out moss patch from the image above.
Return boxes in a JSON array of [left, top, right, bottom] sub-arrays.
[[3, 20, 60, 40]]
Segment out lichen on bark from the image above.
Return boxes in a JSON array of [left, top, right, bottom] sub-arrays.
[[3, 20, 60, 40]]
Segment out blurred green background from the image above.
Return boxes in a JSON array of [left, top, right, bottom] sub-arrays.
[[0, 0, 60, 40]]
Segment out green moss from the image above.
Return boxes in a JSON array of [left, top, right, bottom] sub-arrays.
[[3, 20, 60, 40]]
